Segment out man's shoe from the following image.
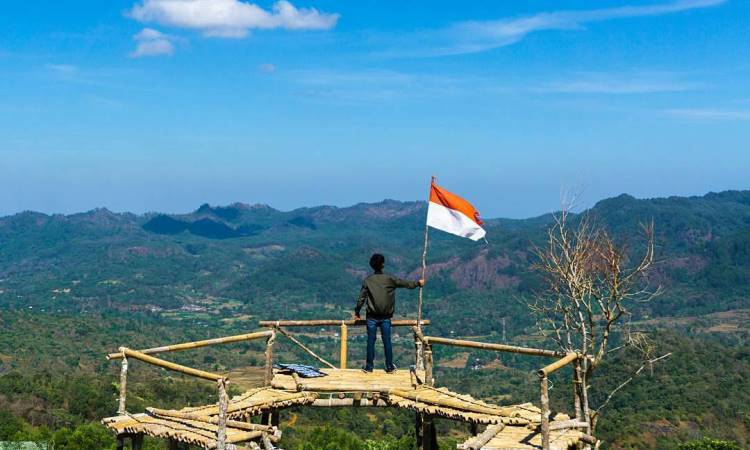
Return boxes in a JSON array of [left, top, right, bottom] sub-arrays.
[[385, 366, 398, 374], [361, 367, 373, 373]]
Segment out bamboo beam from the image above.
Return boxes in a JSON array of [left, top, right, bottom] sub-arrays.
[[108, 331, 273, 360], [424, 336, 564, 358], [259, 319, 429, 327], [275, 327, 335, 369], [119, 347, 225, 382], [310, 397, 385, 407], [457, 424, 506, 450], [538, 353, 580, 377], [118, 356, 128, 414], [549, 419, 589, 431], [540, 376, 550, 450], [340, 323, 348, 369], [388, 389, 516, 417], [146, 408, 276, 434]]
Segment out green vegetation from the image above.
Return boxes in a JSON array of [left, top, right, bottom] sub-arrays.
[[1, 192, 750, 449]]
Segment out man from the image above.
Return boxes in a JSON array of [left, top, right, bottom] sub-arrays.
[[354, 253, 425, 373]]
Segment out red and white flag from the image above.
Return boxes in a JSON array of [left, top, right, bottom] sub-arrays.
[[426, 181, 486, 241]]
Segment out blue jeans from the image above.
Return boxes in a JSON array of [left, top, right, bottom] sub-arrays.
[[365, 317, 394, 371]]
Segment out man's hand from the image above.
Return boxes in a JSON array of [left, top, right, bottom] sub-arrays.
[[353, 313, 361, 321], [418, 279, 426, 287]]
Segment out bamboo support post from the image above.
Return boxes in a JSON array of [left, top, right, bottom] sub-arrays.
[[119, 347, 225, 382], [540, 376, 550, 450], [259, 319, 429, 327], [107, 331, 273, 360], [424, 344, 434, 387], [264, 331, 276, 386], [216, 379, 228, 450], [118, 356, 128, 414], [425, 336, 564, 358], [538, 352, 580, 377], [275, 327, 335, 369], [340, 323, 348, 369], [573, 358, 583, 420]]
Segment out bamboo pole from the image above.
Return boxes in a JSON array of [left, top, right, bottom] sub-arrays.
[[549, 419, 589, 431], [424, 344, 434, 387], [264, 331, 276, 386], [457, 424, 506, 450], [538, 353, 580, 377], [416, 176, 433, 371], [119, 347, 225, 382], [107, 331, 273, 360], [311, 397, 385, 407], [146, 408, 275, 433], [388, 389, 517, 417], [216, 379, 228, 450], [275, 327, 335, 369], [340, 323, 348, 369], [258, 319, 429, 327], [573, 358, 583, 420], [424, 336, 564, 358], [540, 376, 550, 450], [118, 356, 128, 414]]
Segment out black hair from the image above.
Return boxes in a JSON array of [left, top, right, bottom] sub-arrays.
[[369, 253, 385, 271]]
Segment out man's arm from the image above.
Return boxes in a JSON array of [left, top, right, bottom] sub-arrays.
[[392, 276, 425, 289], [354, 283, 368, 318]]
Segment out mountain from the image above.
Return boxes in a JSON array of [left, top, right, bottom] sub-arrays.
[[2, 191, 750, 324], [1, 191, 750, 449]]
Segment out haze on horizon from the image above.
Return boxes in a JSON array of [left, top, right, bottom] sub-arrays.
[[2, 0, 749, 219]]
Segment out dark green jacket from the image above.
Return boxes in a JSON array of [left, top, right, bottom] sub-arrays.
[[355, 271, 420, 319]]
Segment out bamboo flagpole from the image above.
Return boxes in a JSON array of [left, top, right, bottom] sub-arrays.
[[415, 176, 434, 371], [416, 176, 435, 330]]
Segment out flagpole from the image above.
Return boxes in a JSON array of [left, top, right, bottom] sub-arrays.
[[415, 176, 433, 371], [417, 176, 434, 330]]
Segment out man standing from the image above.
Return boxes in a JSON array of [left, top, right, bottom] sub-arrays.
[[354, 253, 425, 373]]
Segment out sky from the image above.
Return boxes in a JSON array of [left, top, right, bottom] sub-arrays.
[[1, 0, 749, 219]]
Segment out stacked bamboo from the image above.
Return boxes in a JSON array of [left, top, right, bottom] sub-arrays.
[[102, 413, 269, 450], [456, 414, 585, 450], [384, 386, 531, 426], [178, 387, 317, 420]]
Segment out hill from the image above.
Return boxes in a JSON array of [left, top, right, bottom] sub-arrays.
[[1, 190, 750, 449]]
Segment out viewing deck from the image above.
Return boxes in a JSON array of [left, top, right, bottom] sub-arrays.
[[102, 319, 596, 450]]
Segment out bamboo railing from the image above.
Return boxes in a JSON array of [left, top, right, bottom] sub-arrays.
[[415, 329, 587, 450], [108, 331, 275, 450], [259, 318, 430, 370]]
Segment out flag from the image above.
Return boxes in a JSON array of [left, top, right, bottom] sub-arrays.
[[426, 181, 486, 241]]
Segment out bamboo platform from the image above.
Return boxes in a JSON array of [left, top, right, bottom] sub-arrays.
[[102, 388, 315, 449], [103, 322, 597, 450], [179, 387, 317, 420], [271, 367, 423, 393], [458, 417, 586, 450], [102, 413, 275, 449]]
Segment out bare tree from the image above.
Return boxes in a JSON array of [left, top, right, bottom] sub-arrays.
[[529, 202, 670, 435]]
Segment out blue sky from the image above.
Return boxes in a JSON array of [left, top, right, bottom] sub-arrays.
[[1, 0, 748, 218]]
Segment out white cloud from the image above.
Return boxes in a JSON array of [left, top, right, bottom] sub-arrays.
[[47, 64, 78, 75], [384, 0, 726, 57], [258, 63, 276, 74], [665, 108, 750, 120], [129, 0, 339, 38], [130, 28, 175, 58], [535, 72, 706, 94]]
